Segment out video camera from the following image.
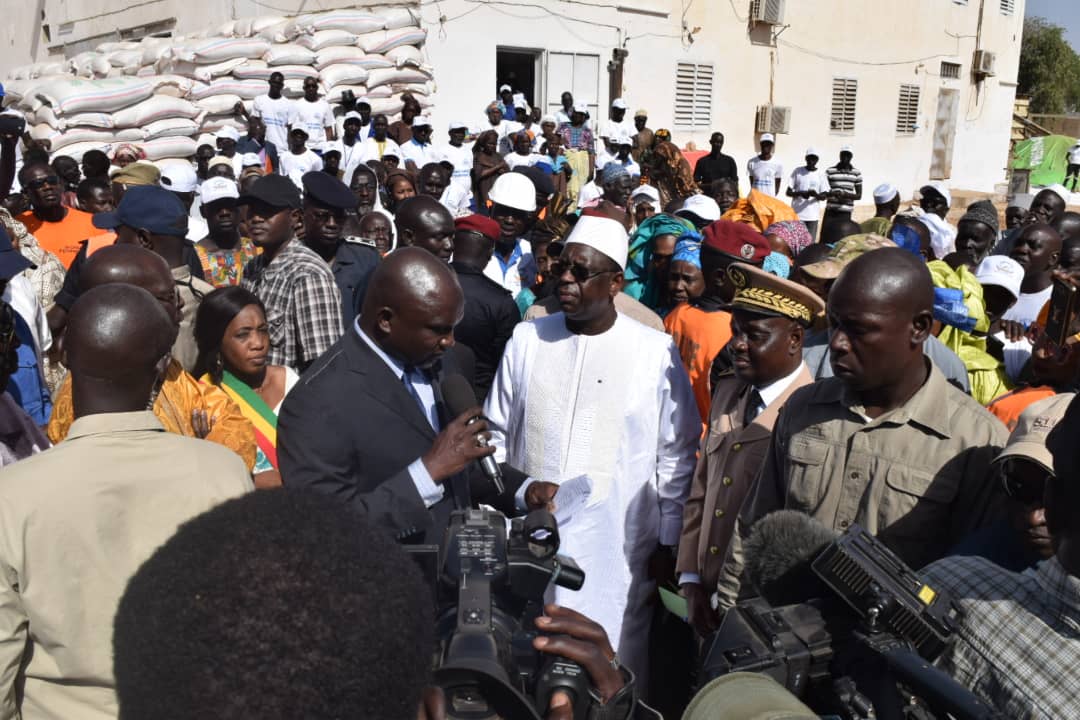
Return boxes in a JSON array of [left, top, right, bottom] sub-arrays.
[[701, 521, 1006, 720], [430, 508, 588, 720]]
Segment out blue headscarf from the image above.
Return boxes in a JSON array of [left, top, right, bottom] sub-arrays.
[[762, 251, 791, 280], [624, 213, 695, 309], [672, 231, 702, 268]]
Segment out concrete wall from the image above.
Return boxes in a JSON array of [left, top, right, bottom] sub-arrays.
[[3, 0, 1024, 201]]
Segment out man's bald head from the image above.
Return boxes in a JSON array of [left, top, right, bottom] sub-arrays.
[[394, 196, 455, 262], [1054, 212, 1080, 243], [81, 244, 173, 293], [827, 248, 935, 395], [66, 284, 177, 418], [79, 244, 181, 325], [833, 247, 934, 316], [360, 247, 463, 367]]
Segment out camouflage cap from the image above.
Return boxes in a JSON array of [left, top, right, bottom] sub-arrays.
[[800, 233, 897, 280]]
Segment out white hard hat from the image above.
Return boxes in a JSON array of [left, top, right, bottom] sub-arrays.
[[488, 172, 537, 212]]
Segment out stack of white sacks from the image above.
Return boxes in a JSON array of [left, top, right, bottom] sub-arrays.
[[2, 6, 433, 162]]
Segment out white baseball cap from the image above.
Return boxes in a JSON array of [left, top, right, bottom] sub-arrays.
[[540, 114, 557, 125], [513, 97, 528, 110], [343, 111, 363, 123], [448, 120, 469, 131], [199, 176, 240, 205], [873, 183, 899, 204], [920, 180, 952, 208], [840, 144, 854, 154], [216, 126, 240, 142], [630, 184, 660, 206], [411, 116, 432, 128], [240, 153, 262, 168], [611, 98, 627, 110], [804, 147, 819, 158], [488, 172, 537, 212], [974, 255, 1024, 302], [675, 194, 722, 222], [760, 133, 775, 143], [159, 163, 198, 194], [499, 84, 512, 93], [573, 102, 589, 114], [288, 122, 309, 136]]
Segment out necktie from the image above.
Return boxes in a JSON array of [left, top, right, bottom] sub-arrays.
[[401, 366, 428, 421], [743, 389, 764, 427]]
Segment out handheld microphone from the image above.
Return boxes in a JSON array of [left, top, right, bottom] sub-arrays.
[[442, 374, 505, 494], [743, 510, 837, 607]]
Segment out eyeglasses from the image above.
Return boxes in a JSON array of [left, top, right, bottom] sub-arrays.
[[25, 175, 60, 190], [553, 261, 615, 284], [1000, 461, 1052, 506]]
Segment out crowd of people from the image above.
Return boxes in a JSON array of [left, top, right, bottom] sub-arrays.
[[0, 69, 1078, 719]]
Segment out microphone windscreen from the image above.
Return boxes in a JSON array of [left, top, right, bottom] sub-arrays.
[[441, 374, 479, 418], [744, 510, 837, 607]]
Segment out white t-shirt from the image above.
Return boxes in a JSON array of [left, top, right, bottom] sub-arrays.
[[400, 139, 440, 170], [251, 95, 292, 155], [438, 142, 474, 192], [788, 166, 829, 221], [748, 156, 784, 197], [325, 138, 366, 186], [1069, 146, 1080, 165], [599, 118, 635, 140], [358, 136, 402, 165], [504, 152, 540, 170], [1003, 286, 1053, 327], [291, 98, 335, 148], [279, 149, 324, 188]]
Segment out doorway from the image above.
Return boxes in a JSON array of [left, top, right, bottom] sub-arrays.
[[496, 48, 542, 110]]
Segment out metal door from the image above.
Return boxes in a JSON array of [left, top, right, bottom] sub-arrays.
[[929, 88, 959, 180]]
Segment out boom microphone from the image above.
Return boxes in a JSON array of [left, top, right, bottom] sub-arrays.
[[442, 374, 505, 494], [744, 510, 837, 607]]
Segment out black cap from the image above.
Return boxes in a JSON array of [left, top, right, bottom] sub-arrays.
[[513, 165, 554, 198], [302, 172, 355, 210], [237, 174, 302, 210]]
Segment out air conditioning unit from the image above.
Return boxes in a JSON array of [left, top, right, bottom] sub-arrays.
[[750, 0, 785, 25], [755, 105, 792, 134], [973, 49, 997, 77]]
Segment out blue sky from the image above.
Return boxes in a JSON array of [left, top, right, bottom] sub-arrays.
[[1026, 0, 1079, 50]]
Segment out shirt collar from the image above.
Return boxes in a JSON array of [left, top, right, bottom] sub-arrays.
[[756, 362, 806, 408], [354, 318, 407, 378], [824, 360, 954, 438], [66, 411, 164, 440]]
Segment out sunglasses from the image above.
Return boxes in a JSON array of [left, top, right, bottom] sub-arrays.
[[25, 175, 60, 190], [553, 261, 615, 284], [1000, 461, 1052, 506]]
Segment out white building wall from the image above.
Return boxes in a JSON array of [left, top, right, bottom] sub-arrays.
[[3, 0, 1024, 201]]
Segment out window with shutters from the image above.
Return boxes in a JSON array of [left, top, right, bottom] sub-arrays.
[[940, 62, 961, 79], [896, 84, 920, 135], [674, 62, 713, 128], [1000, 0, 1015, 15], [830, 78, 857, 133]]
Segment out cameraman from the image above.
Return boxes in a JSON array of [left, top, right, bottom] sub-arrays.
[[920, 392, 1080, 719], [113, 489, 655, 720]]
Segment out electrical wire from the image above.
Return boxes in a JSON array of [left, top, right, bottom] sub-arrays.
[[778, 39, 961, 67]]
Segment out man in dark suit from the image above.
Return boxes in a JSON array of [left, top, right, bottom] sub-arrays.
[[278, 247, 544, 543], [449, 213, 519, 402]]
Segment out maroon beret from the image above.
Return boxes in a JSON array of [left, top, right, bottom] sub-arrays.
[[701, 219, 770, 264], [454, 214, 501, 243]]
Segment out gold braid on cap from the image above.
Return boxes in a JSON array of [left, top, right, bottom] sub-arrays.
[[733, 287, 814, 324]]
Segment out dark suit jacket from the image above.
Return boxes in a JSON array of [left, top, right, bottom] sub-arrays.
[[332, 241, 380, 321], [451, 261, 520, 402], [278, 328, 525, 544]]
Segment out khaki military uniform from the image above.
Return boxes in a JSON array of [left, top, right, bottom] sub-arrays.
[[678, 366, 813, 589], [716, 362, 1008, 608]]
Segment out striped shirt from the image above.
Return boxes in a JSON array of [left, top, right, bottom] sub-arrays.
[[825, 164, 862, 213], [242, 238, 343, 372]]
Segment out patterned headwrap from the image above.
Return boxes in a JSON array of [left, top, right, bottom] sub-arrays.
[[651, 141, 700, 203], [764, 220, 813, 256], [654, 129, 672, 143], [111, 143, 146, 162], [485, 101, 501, 114], [672, 231, 702, 269], [762, 251, 791, 279], [601, 163, 630, 185], [624, 213, 695, 309]]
